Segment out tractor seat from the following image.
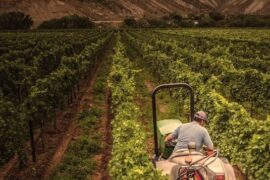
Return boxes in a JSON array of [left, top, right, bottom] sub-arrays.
[[169, 150, 205, 165], [156, 150, 206, 176]]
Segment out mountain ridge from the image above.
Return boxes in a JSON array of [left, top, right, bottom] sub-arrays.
[[0, 0, 269, 26]]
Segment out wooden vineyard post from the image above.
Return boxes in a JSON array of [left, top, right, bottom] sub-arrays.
[[28, 103, 36, 162], [29, 120, 36, 162]]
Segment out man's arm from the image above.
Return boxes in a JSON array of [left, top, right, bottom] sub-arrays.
[[165, 133, 174, 143], [165, 126, 180, 143], [203, 130, 214, 150]]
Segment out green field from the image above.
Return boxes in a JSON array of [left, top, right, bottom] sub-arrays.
[[0, 28, 269, 179]]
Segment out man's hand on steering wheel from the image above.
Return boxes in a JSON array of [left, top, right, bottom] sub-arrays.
[[165, 140, 176, 147], [202, 145, 214, 156]]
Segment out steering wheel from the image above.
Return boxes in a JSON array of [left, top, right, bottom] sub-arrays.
[[165, 139, 177, 147]]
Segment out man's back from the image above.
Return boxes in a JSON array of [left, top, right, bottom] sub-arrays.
[[171, 121, 213, 152]]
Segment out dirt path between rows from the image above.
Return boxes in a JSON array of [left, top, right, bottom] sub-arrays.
[[90, 89, 112, 180], [144, 80, 168, 113], [42, 57, 102, 179], [90, 35, 115, 180], [0, 156, 17, 180], [43, 34, 116, 179], [100, 90, 112, 180]]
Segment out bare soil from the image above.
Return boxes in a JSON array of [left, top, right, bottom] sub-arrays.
[[0, 156, 17, 179], [89, 35, 116, 180], [144, 80, 168, 113], [90, 90, 112, 180]]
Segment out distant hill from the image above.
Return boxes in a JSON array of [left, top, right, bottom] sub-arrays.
[[0, 0, 270, 26]]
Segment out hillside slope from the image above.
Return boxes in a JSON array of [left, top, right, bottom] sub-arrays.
[[0, 0, 270, 26]]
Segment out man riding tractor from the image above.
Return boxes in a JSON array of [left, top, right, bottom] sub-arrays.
[[151, 83, 242, 180], [165, 111, 214, 156]]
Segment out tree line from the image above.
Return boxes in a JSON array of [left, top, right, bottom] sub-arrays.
[[0, 12, 33, 30], [1, 11, 270, 30], [0, 12, 95, 30], [123, 12, 270, 28]]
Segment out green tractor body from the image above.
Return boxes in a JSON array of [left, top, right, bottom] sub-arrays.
[[157, 119, 182, 159]]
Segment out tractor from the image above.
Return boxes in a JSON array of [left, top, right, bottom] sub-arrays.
[[151, 83, 244, 180]]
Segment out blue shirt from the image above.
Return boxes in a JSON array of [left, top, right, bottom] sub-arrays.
[[171, 121, 213, 152]]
